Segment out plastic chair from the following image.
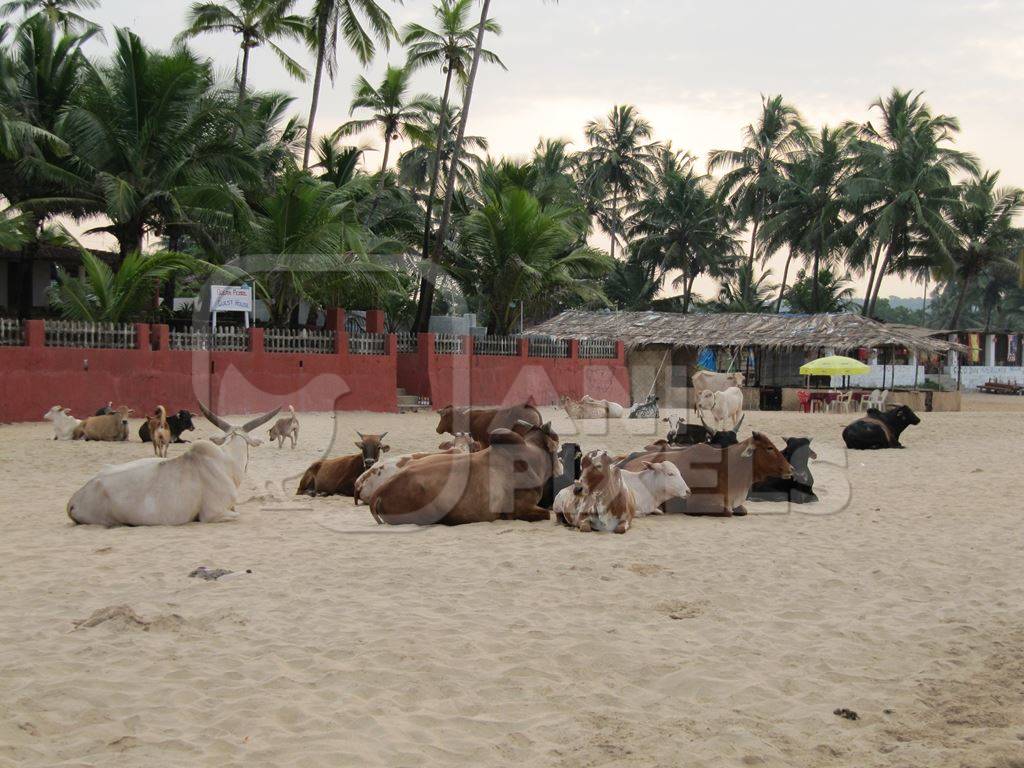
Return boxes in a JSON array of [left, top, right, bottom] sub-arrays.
[[861, 389, 882, 411], [829, 390, 854, 414]]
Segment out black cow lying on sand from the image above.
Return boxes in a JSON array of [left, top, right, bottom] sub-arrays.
[[842, 406, 920, 450], [662, 414, 743, 448], [139, 409, 196, 444], [749, 437, 817, 503]]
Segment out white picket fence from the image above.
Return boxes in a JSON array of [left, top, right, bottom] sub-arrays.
[[44, 320, 137, 349], [169, 326, 249, 352], [579, 338, 617, 359], [0, 318, 23, 346], [434, 334, 464, 355], [265, 328, 335, 355], [474, 335, 519, 356], [348, 333, 386, 355], [396, 332, 418, 354], [527, 336, 570, 358]]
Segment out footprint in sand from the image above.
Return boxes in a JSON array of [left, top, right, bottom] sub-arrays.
[[656, 599, 709, 620]]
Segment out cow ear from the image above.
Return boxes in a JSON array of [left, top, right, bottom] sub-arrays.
[[354, 441, 364, 449], [740, 444, 755, 458], [209, 434, 227, 446], [381, 445, 390, 452], [640, 461, 654, 470]]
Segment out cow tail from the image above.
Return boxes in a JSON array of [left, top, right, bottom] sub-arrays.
[[370, 495, 385, 525]]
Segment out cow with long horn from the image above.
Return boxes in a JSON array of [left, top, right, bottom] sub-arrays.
[[66, 403, 281, 527]]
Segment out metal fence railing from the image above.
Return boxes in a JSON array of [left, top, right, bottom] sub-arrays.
[[434, 334, 464, 355], [578, 338, 618, 359], [44, 320, 137, 349], [0, 318, 24, 346], [169, 326, 250, 352], [265, 328, 335, 355], [348, 333, 386, 355], [395, 332, 418, 354], [474, 335, 519, 356], [527, 336, 570, 358]]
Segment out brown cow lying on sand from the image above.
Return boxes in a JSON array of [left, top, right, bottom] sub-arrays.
[[435, 403, 542, 447], [371, 422, 561, 526], [554, 450, 638, 533], [296, 432, 389, 497], [353, 433, 481, 505], [73, 406, 133, 441], [620, 432, 791, 517]]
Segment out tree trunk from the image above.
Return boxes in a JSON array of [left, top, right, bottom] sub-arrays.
[[302, 34, 327, 171], [947, 271, 973, 330], [861, 240, 884, 316], [682, 273, 694, 313], [867, 242, 895, 317], [412, 0, 491, 333], [364, 132, 393, 225], [747, 214, 760, 269], [609, 182, 619, 259], [161, 230, 181, 310], [238, 41, 251, 101], [420, 65, 455, 260], [775, 250, 793, 313]]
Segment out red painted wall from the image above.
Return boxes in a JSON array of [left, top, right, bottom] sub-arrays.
[[0, 320, 397, 422], [397, 334, 629, 408]]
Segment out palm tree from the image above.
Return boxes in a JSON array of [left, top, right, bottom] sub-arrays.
[[335, 65, 435, 177], [454, 188, 612, 334], [630, 161, 742, 313], [943, 171, 1024, 329], [760, 124, 856, 312], [783, 267, 855, 313], [29, 28, 256, 263], [397, 104, 487, 194], [581, 104, 659, 259], [847, 89, 977, 317], [175, 0, 309, 100], [603, 254, 660, 311], [0, 0, 98, 33], [708, 94, 808, 270], [51, 249, 198, 321], [704, 263, 777, 313], [301, 0, 397, 170], [403, 0, 503, 262]]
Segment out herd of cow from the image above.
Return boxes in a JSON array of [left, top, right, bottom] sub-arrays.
[[52, 375, 922, 529]]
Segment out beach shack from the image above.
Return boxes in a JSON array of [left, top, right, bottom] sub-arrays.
[[528, 311, 966, 411]]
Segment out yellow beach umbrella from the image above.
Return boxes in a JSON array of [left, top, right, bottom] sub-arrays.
[[799, 355, 870, 376]]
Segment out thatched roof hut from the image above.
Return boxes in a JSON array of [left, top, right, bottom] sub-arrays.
[[529, 311, 962, 355]]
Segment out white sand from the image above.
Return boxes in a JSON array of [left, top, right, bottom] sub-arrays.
[[1, 402, 1022, 767]]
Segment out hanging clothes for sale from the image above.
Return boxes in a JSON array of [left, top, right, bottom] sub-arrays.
[[1007, 334, 1018, 364], [968, 333, 981, 363]]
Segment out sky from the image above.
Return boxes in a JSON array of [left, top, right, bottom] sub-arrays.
[[82, 0, 1024, 301]]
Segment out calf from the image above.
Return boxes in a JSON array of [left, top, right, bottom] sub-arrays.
[[842, 405, 920, 450], [554, 450, 637, 533], [296, 432, 390, 496], [43, 405, 81, 441], [620, 432, 792, 517], [139, 409, 195, 444], [146, 405, 172, 458], [435, 403, 541, 447], [697, 386, 744, 432], [268, 405, 300, 449], [749, 437, 818, 503], [353, 433, 480, 505], [660, 414, 743, 449], [74, 406, 133, 441]]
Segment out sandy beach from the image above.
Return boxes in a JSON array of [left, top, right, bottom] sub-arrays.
[[1, 399, 1022, 768]]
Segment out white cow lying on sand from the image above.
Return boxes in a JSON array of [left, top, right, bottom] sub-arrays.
[[353, 432, 480, 505], [561, 395, 625, 419], [66, 404, 280, 527], [691, 370, 744, 398], [697, 386, 744, 432], [44, 405, 81, 440]]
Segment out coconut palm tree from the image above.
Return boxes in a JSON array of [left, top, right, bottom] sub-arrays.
[[335, 64, 435, 177], [760, 124, 857, 312], [403, 0, 503, 262], [581, 104, 659, 259], [603, 254, 660, 311], [397, 103, 487, 194], [301, 0, 397, 170], [29, 28, 256, 263], [943, 171, 1024, 329], [454, 187, 612, 334], [50, 249, 198, 321], [175, 0, 309, 100], [630, 161, 742, 313], [708, 94, 808, 270], [847, 89, 977, 317], [0, 0, 98, 34], [704, 263, 777, 313]]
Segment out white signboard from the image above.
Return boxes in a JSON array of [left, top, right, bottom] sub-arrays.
[[210, 284, 253, 328]]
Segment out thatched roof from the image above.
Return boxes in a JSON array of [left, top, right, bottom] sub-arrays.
[[529, 311, 964, 354]]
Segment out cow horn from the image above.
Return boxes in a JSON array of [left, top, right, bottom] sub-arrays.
[[356, 431, 365, 439], [516, 419, 534, 428], [733, 414, 745, 433], [198, 402, 232, 432], [242, 406, 281, 433], [379, 432, 388, 440], [696, 406, 710, 431]]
